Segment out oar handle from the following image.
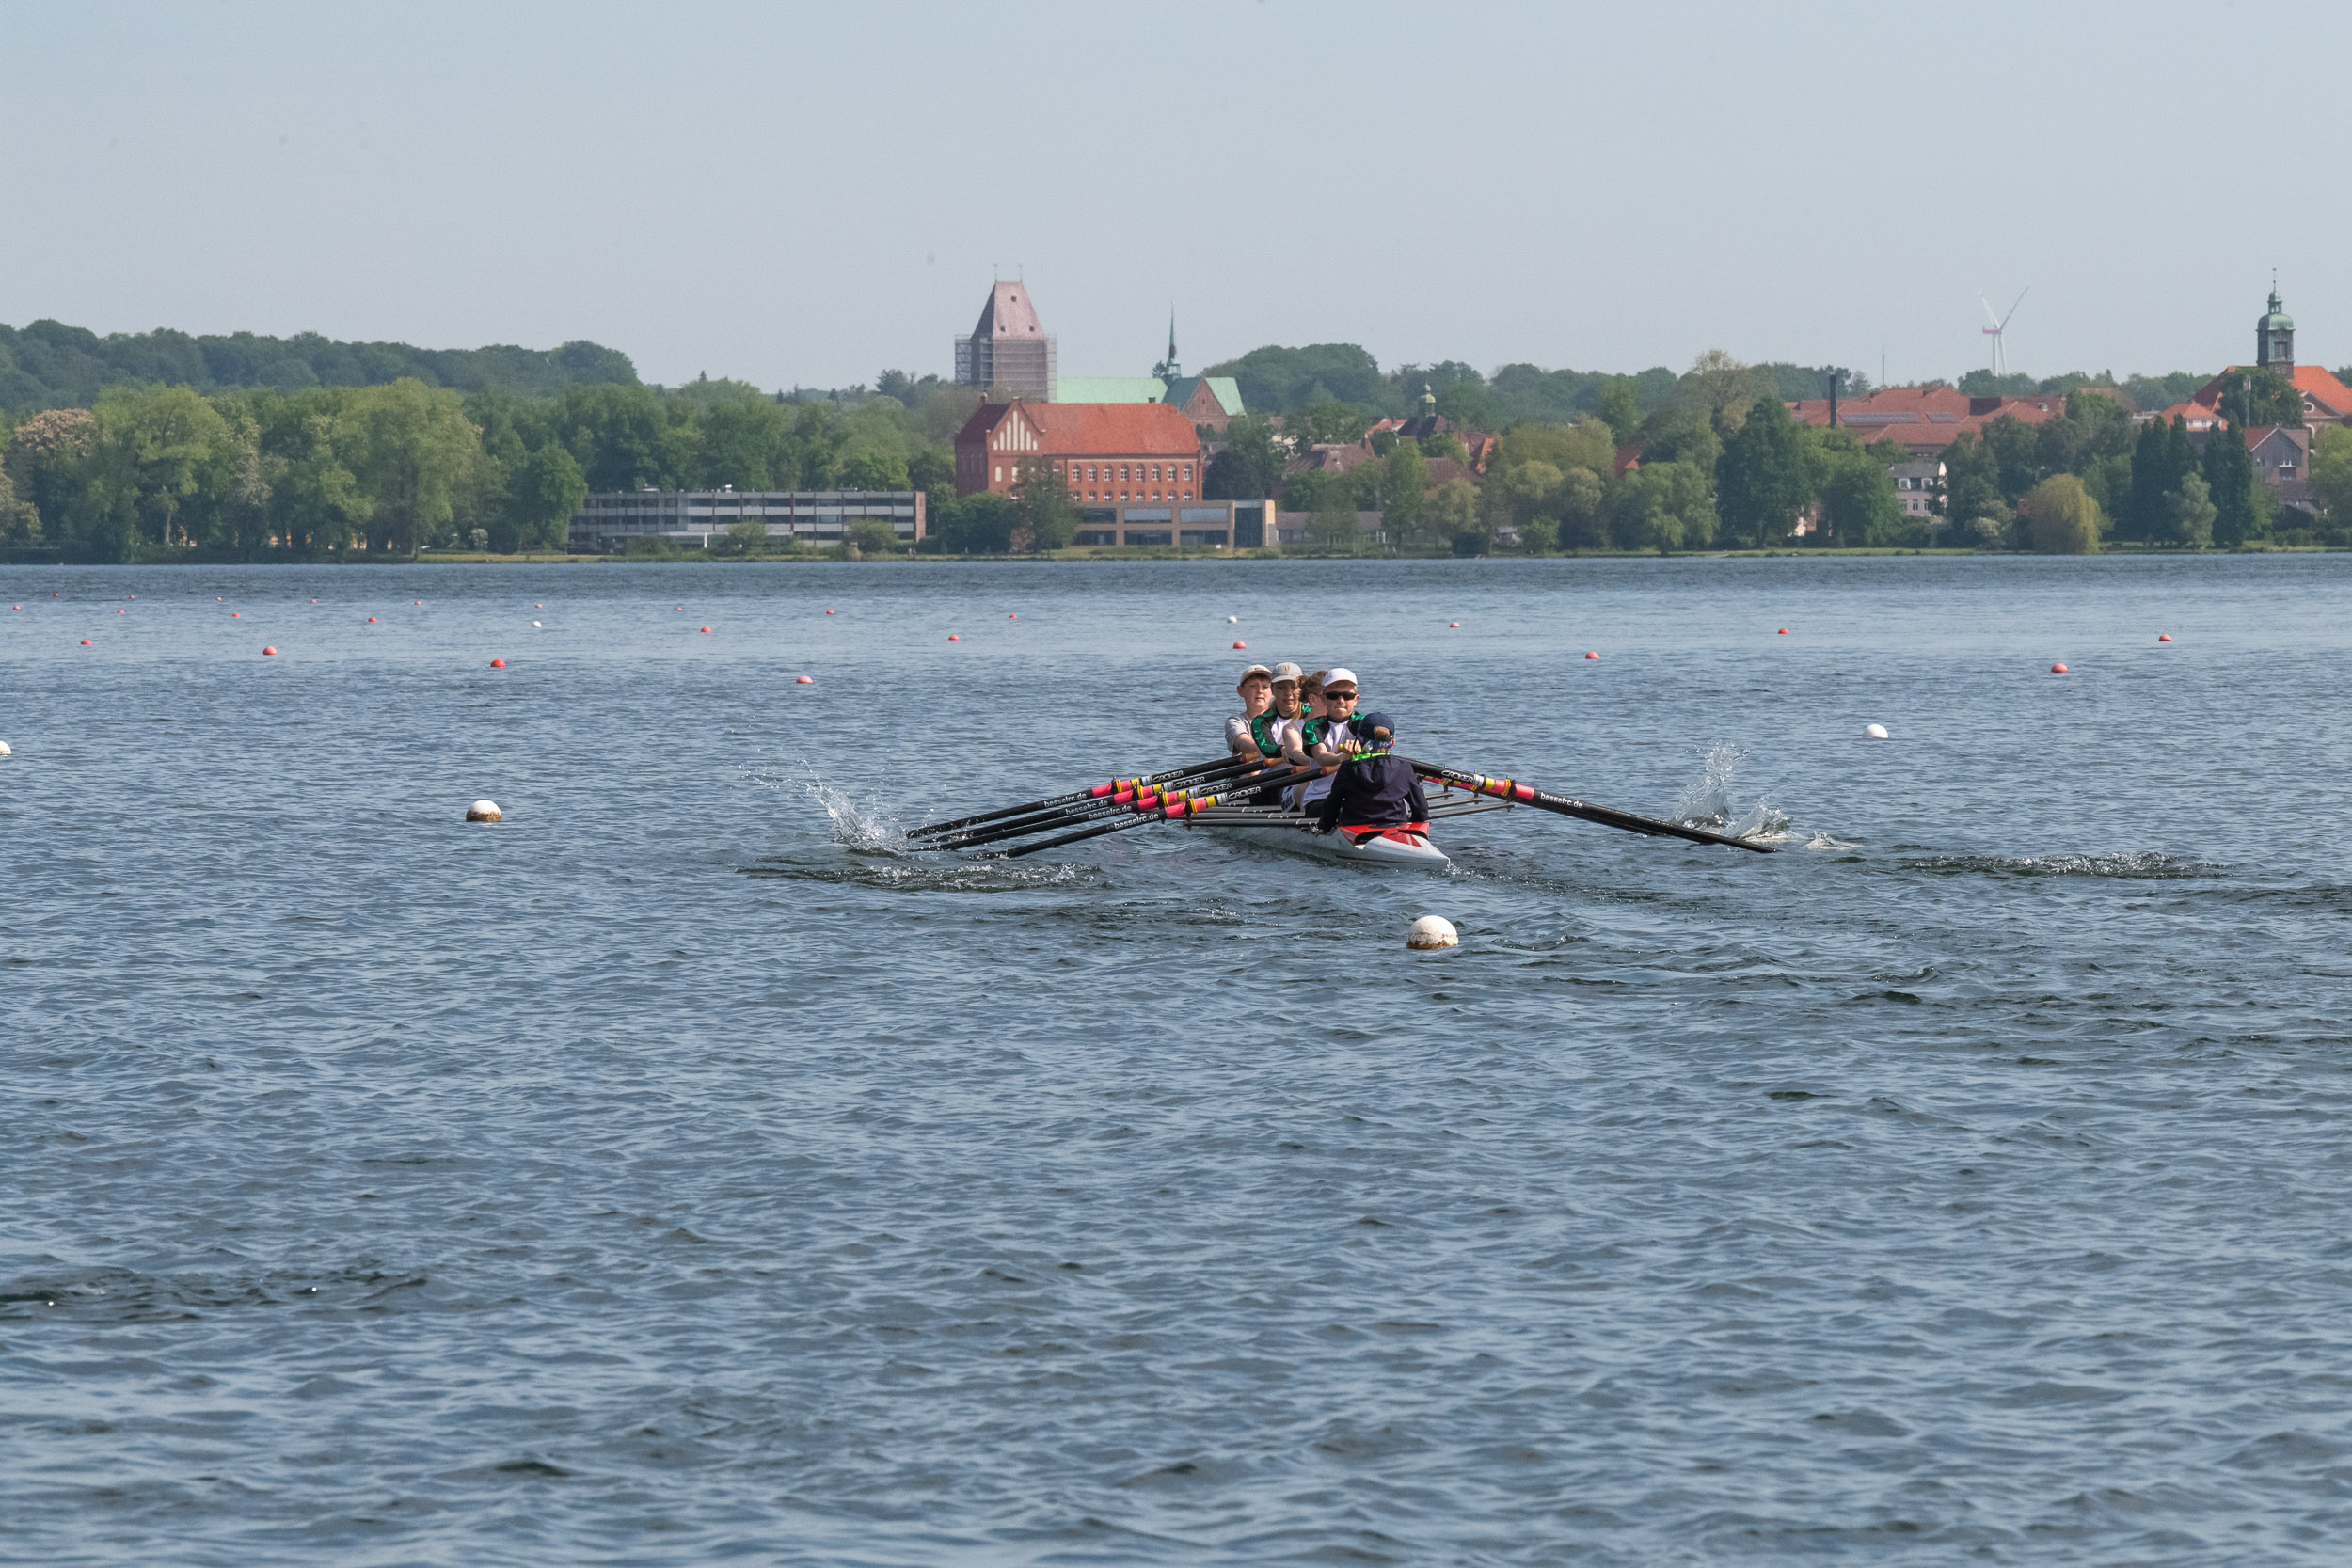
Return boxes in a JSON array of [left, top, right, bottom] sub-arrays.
[[1398, 758, 1776, 854]]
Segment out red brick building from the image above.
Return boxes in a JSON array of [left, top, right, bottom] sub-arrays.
[[955, 399, 1205, 502]]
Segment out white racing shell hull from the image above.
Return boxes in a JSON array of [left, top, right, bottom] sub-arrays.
[[1210, 822, 1452, 867]]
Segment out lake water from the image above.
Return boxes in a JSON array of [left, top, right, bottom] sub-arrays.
[[5, 555, 2351, 1565]]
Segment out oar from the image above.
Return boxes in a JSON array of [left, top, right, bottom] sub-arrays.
[[933, 772, 1238, 850], [1002, 768, 1293, 859], [1399, 758, 1776, 854], [906, 754, 1241, 840], [923, 757, 1269, 850]]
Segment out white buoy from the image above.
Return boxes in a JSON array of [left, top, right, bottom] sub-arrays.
[[1865, 723, 1889, 740], [1407, 915, 1459, 950], [1227, 615, 1238, 624], [532, 621, 542, 628], [466, 800, 502, 823], [0, 740, 12, 758]]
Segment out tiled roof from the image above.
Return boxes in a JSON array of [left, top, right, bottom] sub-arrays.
[[957, 399, 1201, 456], [2191, 364, 2352, 418], [1784, 387, 2067, 450], [974, 282, 1045, 340]]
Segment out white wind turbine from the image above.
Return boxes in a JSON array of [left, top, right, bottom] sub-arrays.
[[1980, 288, 2029, 377]]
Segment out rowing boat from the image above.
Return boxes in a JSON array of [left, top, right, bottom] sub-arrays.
[[1179, 790, 1515, 867]]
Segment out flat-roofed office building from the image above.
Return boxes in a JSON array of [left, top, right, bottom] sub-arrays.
[[568, 488, 926, 552], [1073, 499, 1274, 549]]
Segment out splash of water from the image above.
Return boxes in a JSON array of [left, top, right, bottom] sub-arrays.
[[799, 775, 902, 851], [1671, 743, 1799, 842], [741, 763, 906, 852]]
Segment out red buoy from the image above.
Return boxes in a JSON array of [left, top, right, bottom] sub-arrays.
[[490, 657, 507, 668], [80, 639, 91, 645], [1777, 627, 1788, 635], [262, 646, 277, 656], [825, 609, 834, 615], [1584, 651, 1600, 660], [795, 674, 813, 684], [948, 634, 960, 641], [1009, 613, 1018, 619], [230, 611, 240, 617], [2157, 633, 2172, 641], [2050, 662, 2069, 673], [1449, 622, 1460, 628], [1232, 641, 1247, 649]]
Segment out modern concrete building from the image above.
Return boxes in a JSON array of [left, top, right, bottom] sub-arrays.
[[1072, 499, 1273, 549], [953, 281, 1057, 401], [567, 488, 925, 551]]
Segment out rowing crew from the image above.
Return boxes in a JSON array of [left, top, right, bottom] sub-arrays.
[[1224, 660, 1429, 845]]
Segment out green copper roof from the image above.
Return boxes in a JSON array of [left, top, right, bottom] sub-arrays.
[[2262, 290, 2295, 332], [1055, 377, 1166, 404]]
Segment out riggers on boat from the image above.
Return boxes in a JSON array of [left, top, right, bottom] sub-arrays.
[[1179, 789, 1517, 868]]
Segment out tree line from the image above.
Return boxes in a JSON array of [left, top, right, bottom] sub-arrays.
[[0, 376, 981, 560], [0, 318, 640, 411]]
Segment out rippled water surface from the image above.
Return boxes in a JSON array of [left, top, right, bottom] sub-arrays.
[[6, 556, 2351, 1565]]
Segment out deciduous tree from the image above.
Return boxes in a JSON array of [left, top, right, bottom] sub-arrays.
[[2023, 473, 2101, 553], [1715, 396, 1812, 547]]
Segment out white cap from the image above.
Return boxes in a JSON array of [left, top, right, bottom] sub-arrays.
[[1324, 667, 1359, 689]]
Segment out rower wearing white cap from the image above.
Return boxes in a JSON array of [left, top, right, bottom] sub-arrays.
[[1297, 667, 1362, 812]]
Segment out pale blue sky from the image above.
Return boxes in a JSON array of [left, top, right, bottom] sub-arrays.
[[8, 1, 2345, 390]]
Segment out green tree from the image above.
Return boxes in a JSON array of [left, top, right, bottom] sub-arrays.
[[723, 517, 767, 556], [1295, 398, 1369, 446], [2309, 425, 2352, 523], [1383, 442, 1427, 534], [1595, 376, 1642, 444], [510, 441, 586, 551], [1203, 414, 1284, 499], [1429, 476, 1479, 552], [928, 491, 1016, 554], [1554, 466, 1606, 551], [353, 379, 482, 558], [847, 517, 901, 555], [1819, 453, 1902, 546], [2023, 473, 2101, 553], [1716, 395, 1812, 547], [1941, 431, 2005, 532], [1606, 461, 1715, 553], [1308, 484, 1360, 552], [1677, 349, 1773, 433], [2201, 421, 2260, 547], [2160, 472, 2216, 548], [1013, 456, 1077, 550]]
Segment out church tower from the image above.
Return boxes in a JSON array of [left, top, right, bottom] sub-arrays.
[[2257, 284, 2295, 373]]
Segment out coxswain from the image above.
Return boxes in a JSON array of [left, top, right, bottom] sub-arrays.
[[1314, 710, 1430, 844]]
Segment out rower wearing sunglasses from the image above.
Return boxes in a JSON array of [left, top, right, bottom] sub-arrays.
[[1295, 668, 1363, 815], [1314, 711, 1429, 843]]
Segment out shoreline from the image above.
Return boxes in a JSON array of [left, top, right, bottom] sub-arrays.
[[3, 544, 2338, 567]]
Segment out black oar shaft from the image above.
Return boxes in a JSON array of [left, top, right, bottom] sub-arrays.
[[926, 757, 1264, 849], [906, 755, 1236, 839], [1001, 762, 1301, 860], [1399, 758, 1775, 854]]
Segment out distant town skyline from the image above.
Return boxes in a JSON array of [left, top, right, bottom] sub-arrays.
[[6, 2, 2346, 390]]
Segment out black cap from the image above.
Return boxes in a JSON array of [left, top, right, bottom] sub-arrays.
[[1357, 711, 1396, 742]]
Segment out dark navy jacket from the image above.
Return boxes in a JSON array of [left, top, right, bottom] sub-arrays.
[[1316, 752, 1430, 833]]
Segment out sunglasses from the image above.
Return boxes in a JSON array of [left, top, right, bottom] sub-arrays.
[[1326, 689, 1358, 700]]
